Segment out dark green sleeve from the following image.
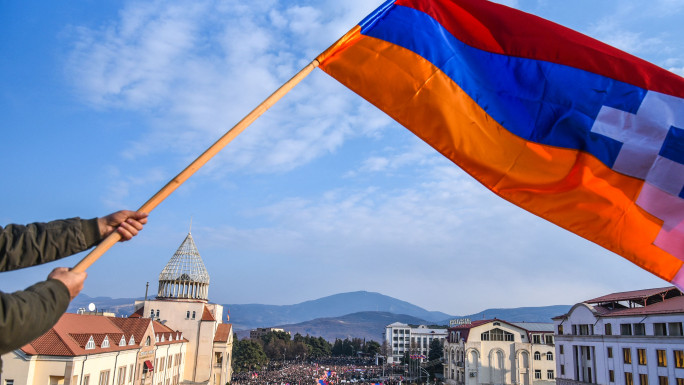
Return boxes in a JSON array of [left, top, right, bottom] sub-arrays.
[[0, 217, 102, 272], [0, 279, 71, 355]]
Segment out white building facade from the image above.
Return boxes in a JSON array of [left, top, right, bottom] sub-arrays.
[[443, 319, 556, 385], [385, 322, 448, 364], [553, 286, 684, 385]]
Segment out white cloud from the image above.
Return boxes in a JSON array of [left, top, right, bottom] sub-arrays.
[[66, 0, 385, 177]]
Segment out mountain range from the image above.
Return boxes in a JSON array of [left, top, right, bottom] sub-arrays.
[[68, 291, 571, 341]]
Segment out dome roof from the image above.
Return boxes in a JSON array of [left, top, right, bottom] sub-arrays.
[[158, 232, 210, 284]]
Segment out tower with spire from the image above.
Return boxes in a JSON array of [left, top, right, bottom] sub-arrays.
[[157, 232, 211, 301], [131, 230, 233, 385]]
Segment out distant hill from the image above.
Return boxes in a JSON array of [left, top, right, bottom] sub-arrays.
[[443, 305, 572, 325], [236, 311, 434, 342], [67, 293, 141, 316], [68, 291, 570, 341], [224, 291, 452, 331]]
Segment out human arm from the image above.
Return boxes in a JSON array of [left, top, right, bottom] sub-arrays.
[[0, 276, 73, 355], [0, 210, 148, 273], [0, 218, 101, 273]]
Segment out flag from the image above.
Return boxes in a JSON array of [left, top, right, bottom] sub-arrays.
[[317, 0, 684, 288]]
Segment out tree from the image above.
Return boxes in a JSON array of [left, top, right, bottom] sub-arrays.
[[232, 339, 268, 372], [426, 338, 444, 380], [364, 340, 381, 356]]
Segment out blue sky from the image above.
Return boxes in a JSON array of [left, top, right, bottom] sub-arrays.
[[1, 0, 682, 316]]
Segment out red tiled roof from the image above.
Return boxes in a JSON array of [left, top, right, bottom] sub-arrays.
[[593, 295, 684, 317], [23, 329, 74, 356], [586, 286, 678, 303], [20, 313, 185, 357], [129, 306, 145, 318], [201, 305, 215, 321], [214, 323, 232, 342]]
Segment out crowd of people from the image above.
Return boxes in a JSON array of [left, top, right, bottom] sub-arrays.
[[231, 358, 406, 385]]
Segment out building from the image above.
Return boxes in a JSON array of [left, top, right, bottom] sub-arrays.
[[249, 328, 289, 340], [443, 319, 556, 385], [384, 322, 448, 364], [0, 313, 187, 385], [132, 232, 233, 385], [553, 286, 684, 385]]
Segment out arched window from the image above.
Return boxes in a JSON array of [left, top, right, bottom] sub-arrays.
[[547, 352, 553, 360], [481, 328, 514, 341], [192, 311, 196, 319], [156, 310, 160, 318], [186, 311, 190, 319], [534, 351, 541, 360], [150, 309, 155, 318], [145, 336, 151, 346]]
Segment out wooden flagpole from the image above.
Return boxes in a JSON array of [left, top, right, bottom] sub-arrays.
[[72, 59, 320, 273]]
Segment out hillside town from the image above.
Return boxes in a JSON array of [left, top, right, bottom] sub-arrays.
[[2, 231, 683, 385]]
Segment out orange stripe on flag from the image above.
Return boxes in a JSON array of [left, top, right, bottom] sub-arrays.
[[320, 35, 683, 281]]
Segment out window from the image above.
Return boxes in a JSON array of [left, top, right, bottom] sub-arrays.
[[186, 311, 190, 319], [609, 370, 615, 382], [670, 322, 683, 336], [572, 325, 577, 335], [118, 366, 126, 385], [84, 375, 90, 385], [638, 348, 647, 365], [634, 323, 646, 335], [99, 370, 110, 385], [559, 345, 564, 354], [393, 330, 398, 334], [678, 379, 684, 385], [605, 323, 613, 335], [5, 380, 13, 385], [534, 370, 541, 379], [156, 310, 160, 318], [119, 336, 126, 346], [579, 324, 592, 335], [169, 356, 172, 368], [658, 350, 667, 367], [192, 311, 196, 319], [533, 335, 541, 344], [160, 358, 165, 371], [655, 323, 667, 336], [675, 350, 684, 368], [608, 347, 613, 358], [545, 335, 553, 344], [102, 336, 110, 348], [480, 328, 514, 342], [534, 351, 541, 360], [624, 348, 632, 364], [558, 325, 563, 334], [626, 372, 634, 385], [547, 370, 554, 380], [129, 336, 135, 345], [145, 336, 151, 346], [560, 365, 565, 376], [547, 352, 553, 360], [86, 336, 95, 350], [621, 324, 633, 335], [660, 376, 670, 385], [150, 309, 155, 318], [639, 374, 648, 385]]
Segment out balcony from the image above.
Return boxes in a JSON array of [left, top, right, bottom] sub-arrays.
[[556, 378, 593, 385]]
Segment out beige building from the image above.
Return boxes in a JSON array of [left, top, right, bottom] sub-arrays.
[[443, 319, 556, 385], [1, 313, 187, 385], [132, 232, 233, 385]]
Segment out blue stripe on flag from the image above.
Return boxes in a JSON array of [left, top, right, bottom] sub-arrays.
[[362, 4, 650, 169]]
